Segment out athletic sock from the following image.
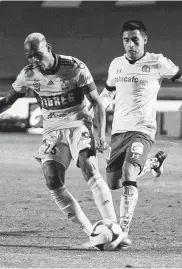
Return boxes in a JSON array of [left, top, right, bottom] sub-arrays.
[[88, 175, 117, 222], [119, 181, 138, 235], [50, 186, 93, 236]]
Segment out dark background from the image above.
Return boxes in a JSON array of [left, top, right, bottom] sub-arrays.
[[0, 1, 182, 98]]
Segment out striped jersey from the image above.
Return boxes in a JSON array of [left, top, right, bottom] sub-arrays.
[[12, 54, 95, 136], [106, 52, 179, 140]]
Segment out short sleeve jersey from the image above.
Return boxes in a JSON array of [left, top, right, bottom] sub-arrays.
[[106, 52, 179, 139], [12, 54, 96, 136]]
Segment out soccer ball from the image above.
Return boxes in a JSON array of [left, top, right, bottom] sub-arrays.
[[91, 219, 123, 251]]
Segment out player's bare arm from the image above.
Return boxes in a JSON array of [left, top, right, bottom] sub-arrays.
[[0, 87, 25, 114], [85, 88, 107, 152], [99, 87, 116, 109]]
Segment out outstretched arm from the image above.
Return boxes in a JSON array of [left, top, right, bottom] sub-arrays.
[[0, 87, 25, 114], [99, 87, 116, 110], [85, 89, 107, 152]]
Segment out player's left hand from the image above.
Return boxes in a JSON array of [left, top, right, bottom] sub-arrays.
[[96, 139, 108, 153]]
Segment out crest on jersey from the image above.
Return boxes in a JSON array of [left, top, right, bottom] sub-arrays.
[[142, 65, 150, 73], [60, 79, 70, 90], [33, 79, 41, 91]]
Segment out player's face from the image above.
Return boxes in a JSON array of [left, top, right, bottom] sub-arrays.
[[122, 30, 147, 60], [24, 42, 54, 71]]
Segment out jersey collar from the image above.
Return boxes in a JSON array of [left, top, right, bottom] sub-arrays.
[[125, 52, 146, 64], [42, 53, 61, 75], [48, 53, 61, 74]]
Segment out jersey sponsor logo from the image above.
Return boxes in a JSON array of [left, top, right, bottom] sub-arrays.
[[140, 80, 148, 86], [115, 76, 138, 83], [40, 88, 84, 110], [47, 112, 68, 119], [115, 75, 148, 85], [142, 65, 150, 73], [131, 142, 144, 155]]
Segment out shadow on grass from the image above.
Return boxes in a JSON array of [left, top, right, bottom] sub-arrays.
[[0, 243, 100, 251], [0, 230, 69, 239]]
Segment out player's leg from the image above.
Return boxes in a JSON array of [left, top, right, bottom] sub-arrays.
[[65, 125, 124, 249], [35, 132, 93, 236], [106, 135, 167, 181], [119, 133, 153, 245], [106, 133, 135, 248], [106, 133, 126, 190], [42, 160, 93, 236], [119, 161, 139, 238], [72, 125, 117, 223], [106, 132, 153, 248], [79, 154, 117, 222]]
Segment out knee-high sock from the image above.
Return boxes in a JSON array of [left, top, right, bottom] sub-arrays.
[[119, 182, 138, 235], [50, 186, 93, 236], [88, 175, 117, 222]]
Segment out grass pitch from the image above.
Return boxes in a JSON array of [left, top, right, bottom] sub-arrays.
[[0, 133, 181, 268]]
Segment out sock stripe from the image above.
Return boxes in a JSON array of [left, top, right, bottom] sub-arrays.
[[122, 181, 137, 188], [87, 174, 102, 187]]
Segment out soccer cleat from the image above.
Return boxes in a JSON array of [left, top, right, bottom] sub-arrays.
[[115, 232, 132, 250], [81, 232, 109, 251], [151, 151, 167, 178]]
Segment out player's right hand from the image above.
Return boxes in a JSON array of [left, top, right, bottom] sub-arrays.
[[96, 139, 108, 153]]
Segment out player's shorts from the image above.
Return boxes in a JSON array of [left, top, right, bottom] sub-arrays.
[[35, 124, 96, 169], [106, 131, 153, 181]]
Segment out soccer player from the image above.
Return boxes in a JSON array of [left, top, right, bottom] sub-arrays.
[[99, 20, 180, 248], [0, 33, 122, 249]]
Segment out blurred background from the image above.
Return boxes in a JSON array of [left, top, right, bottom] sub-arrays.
[[0, 0, 182, 137]]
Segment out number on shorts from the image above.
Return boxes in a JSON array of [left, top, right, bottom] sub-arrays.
[[44, 143, 56, 155]]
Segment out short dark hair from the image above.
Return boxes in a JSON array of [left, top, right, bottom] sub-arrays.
[[121, 20, 147, 36]]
